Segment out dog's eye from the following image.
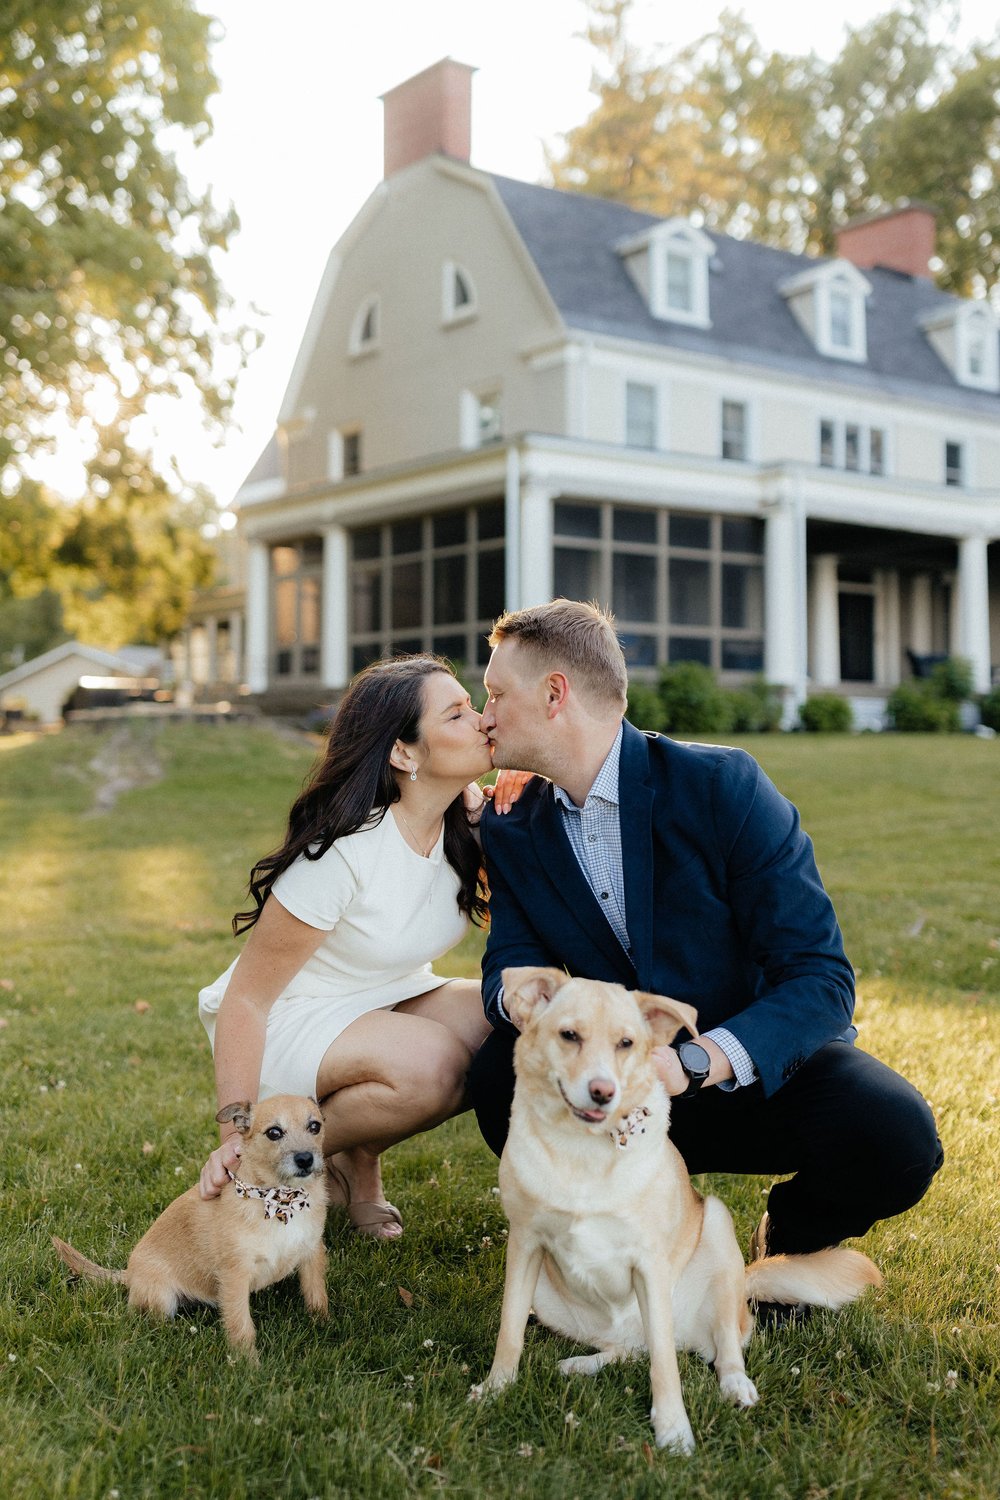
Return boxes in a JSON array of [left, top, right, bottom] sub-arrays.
[[617, 1037, 634, 1050], [307, 1119, 322, 1135], [559, 1028, 580, 1044], [264, 1126, 285, 1141]]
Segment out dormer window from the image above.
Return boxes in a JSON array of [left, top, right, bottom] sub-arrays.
[[920, 301, 999, 391], [617, 219, 713, 328], [349, 295, 380, 356], [442, 260, 477, 325], [780, 260, 871, 363]]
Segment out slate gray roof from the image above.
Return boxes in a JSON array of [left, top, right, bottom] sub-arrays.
[[489, 173, 1000, 417]]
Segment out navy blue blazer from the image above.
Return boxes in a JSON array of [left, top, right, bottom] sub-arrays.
[[479, 720, 856, 1098]]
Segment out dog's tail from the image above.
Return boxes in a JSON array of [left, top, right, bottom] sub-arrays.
[[52, 1235, 126, 1285], [744, 1247, 881, 1310]]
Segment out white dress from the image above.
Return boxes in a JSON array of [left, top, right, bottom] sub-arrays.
[[198, 810, 469, 1098]]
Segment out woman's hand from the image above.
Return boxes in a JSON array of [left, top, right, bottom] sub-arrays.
[[198, 1134, 242, 1200], [463, 781, 487, 825], [482, 769, 534, 815]]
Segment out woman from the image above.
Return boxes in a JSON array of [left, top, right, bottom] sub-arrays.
[[197, 655, 499, 1239]]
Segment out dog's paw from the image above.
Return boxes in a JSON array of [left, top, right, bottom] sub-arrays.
[[467, 1382, 485, 1404], [558, 1354, 605, 1378], [719, 1371, 758, 1408], [652, 1411, 696, 1455]]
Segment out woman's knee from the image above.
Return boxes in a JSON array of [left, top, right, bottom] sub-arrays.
[[393, 1031, 471, 1116]]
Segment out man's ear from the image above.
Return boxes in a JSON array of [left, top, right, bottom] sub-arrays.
[[216, 1101, 254, 1136], [634, 992, 699, 1046], [502, 966, 569, 1031], [544, 671, 570, 717]]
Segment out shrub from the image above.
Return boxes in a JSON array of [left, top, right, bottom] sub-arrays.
[[800, 694, 854, 733], [725, 677, 784, 733], [978, 686, 1000, 733], [887, 680, 960, 732], [929, 656, 974, 702], [657, 661, 730, 735], [626, 681, 668, 733]]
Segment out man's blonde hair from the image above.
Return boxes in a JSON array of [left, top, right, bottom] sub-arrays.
[[488, 599, 628, 713]]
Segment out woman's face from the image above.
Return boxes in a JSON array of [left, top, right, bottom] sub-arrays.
[[405, 672, 493, 784]]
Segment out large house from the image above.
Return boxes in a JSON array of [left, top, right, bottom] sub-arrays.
[[217, 58, 1000, 723]]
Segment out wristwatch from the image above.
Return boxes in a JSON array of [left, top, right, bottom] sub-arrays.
[[672, 1040, 712, 1099]]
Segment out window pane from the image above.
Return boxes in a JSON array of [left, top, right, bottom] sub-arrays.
[[721, 517, 764, 554], [433, 511, 467, 548], [301, 645, 320, 676], [477, 549, 505, 621], [352, 643, 380, 673], [352, 526, 381, 560], [275, 578, 296, 646], [390, 637, 423, 657], [300, 577, 321, 644], [478, 394, 501, 443], [553, 502, 601, 539], [625, 382, 657, 449], [721, 564, 763, 631], [669, 557, 711, 625], [554, 546, 602, 602], [343, 432, 361, 476], [820, 419, 836, 467], [829, 288, 853, 348], [619, 633, 657, 667], [432, 634, 467, 666], [433, 553, 466, 625], [721, 400, 746, 461], [612, 506, 657, 544], [477, 501, 505, 540], [391, 561, 422, 629], [352, 569, 381, 634], [844, 424, 861, 471], [613, 552, 657, 622], [669, 514, 710, 550], [869, 428, 885, 476], [301, 537, 323, 564], [666, 250, 693, 311], [391, 519, 423, 555], [945, 442, 962, 487], [475, 633, 493, 666], [272, 545, 298, 578], [721, 639, 764, 672], [668, 636, 712, 666]]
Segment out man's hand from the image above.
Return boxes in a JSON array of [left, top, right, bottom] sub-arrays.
[[653, 1036, 735, 1095], [198, 1134, 242, 1199], [482, 770, 534, 815]]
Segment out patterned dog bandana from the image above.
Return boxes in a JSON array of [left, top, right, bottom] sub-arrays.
[[609, 1105, 651, 1150], [228, 1171, 312, 1224]]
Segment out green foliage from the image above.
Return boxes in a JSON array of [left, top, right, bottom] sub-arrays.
[[656, 660, 731, 735], [887, 680, 961, 732], [627, 664, 783, 735], [550, 0, 1000, 294], [625, 679, 668, 732], [0, 0, 249, 652], [800, 693, 855, 733], [978, 685, 1000, 732], [929, 656, 974, 702], [723, 676, 784, 733]]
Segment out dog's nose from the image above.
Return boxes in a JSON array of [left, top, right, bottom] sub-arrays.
[[588, 1077, 616, 1106], [293, 1151, 316, 1174]]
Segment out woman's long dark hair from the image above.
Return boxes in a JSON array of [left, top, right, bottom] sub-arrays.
[[233, 656, 488, 934]]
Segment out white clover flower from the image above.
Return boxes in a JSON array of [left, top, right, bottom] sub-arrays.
[[945, 1370, 959, 1390], [422, 1339, 434, 1349], [564, 1410, 580, 1429], [517, 1444, 534, 1458]]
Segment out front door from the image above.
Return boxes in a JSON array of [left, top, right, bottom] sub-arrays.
[[839, 592, 874, 682]]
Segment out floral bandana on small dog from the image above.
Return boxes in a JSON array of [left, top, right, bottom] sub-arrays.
[[609, 1105, 651, 1150], [228, 1171, 311, 1224]]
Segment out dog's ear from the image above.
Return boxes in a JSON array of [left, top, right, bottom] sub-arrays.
[[216, 1100, 254, 1135], [502, 966, 569, 1031], [634, 992, 699, 1046]]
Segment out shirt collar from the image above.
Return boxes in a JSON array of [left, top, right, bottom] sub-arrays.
[[553, 723, 624, 811]]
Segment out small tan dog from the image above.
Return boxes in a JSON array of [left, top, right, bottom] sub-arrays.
[[472, 969, 881, 1453], [52, 1094, 329, 1357]]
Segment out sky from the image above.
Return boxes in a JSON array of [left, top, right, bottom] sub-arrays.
[[34, 0, 1000, 512]]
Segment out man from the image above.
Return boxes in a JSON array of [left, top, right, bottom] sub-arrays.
[[470, 599, 942, 1266]]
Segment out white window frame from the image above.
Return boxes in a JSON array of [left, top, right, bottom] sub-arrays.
[[781, 260, 871, 364], [721, 398, 749, 462], [645, 221, 713, 328], [349, 294, 381, 357], [817, 417, 890, 476], [460, 385, 503, 449], [441, 260, 477, 326], [624, 380, 659, 449], [957, 308, 999, 391]]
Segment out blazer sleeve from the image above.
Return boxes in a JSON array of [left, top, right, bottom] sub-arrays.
[[710, 749, 856, 1097], [480, 807, 565, 1032]]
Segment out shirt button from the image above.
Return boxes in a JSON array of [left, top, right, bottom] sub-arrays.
[[588, 834, 598, 842], [600, 891, 609, 899]]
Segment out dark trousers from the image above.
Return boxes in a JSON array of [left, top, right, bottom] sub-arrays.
[[467, 1031, 943, 1256]]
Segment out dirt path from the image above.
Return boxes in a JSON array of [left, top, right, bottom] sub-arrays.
[[85, 722, 165, 814]]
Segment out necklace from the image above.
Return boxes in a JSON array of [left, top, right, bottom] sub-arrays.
[[396, 805, 443, 858]]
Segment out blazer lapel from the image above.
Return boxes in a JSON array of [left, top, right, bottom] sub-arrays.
[[619, 723, 655, 991], [528, 782, 636, 981]]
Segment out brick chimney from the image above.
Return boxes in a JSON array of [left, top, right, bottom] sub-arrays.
[[835, 201, 937, 279], [381, 58, 476, 179]]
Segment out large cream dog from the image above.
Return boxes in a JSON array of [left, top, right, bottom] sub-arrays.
[[472, 968, 881, 1453]]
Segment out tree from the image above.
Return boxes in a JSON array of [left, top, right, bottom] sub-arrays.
[[548, 0, 1000, 295], [0, 0, 247, 655]]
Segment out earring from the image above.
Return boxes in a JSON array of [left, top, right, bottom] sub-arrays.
[[410, 766, 417, 782]]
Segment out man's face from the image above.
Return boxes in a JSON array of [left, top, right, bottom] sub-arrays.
[[481, 639, 551, 771]]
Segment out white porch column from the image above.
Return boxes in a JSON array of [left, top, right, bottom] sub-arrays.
[[955, 533, 991, 692], [519, 482, 553, 608], [875, 568, 901, 686], [321, 523, 349, 691], [809, 554, 840, 687], [503, 446, 521, 614], [204, 616, 218, 685], [909, 573, 933, 654], [763, 494, 808, 721], [228, 609, 244, 685], [245, 540, 270, 694]]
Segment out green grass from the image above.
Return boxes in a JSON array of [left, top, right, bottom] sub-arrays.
[[1, 721, 998, 1498]]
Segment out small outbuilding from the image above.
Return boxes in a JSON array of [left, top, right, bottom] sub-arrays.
[[0, 641, 166, 726]]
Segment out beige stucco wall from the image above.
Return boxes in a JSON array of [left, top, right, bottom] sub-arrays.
[[284, 160, 565, 485]]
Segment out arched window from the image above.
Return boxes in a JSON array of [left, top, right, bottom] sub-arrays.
[[350, 294, 380, 355], [442, 261, 477, 324]]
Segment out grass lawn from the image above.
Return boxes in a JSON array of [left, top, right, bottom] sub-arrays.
[[1, 720, 998, 1499]]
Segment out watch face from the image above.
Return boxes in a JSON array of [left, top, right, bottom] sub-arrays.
[[678, 1041, 711, 1078]]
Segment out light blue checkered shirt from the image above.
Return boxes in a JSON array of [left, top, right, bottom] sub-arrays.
[[552, 726, 757, 1090]]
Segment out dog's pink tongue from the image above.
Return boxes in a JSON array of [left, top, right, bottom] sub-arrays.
[[578, 1107, 606, 1123]]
